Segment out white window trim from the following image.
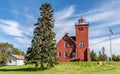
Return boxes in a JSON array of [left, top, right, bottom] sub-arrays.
[[64, 52, 68, 57], [80, 41, 84, 48], [58, 52, 61, 57]]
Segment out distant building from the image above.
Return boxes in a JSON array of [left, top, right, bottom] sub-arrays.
[[56, 17, 90, 62], [6, 54, 25, 66]]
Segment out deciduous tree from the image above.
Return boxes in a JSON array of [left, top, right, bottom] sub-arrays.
[[90, 50, 98, 61], [0, 42, 24, 65]]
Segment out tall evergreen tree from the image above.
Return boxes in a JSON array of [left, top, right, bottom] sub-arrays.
[[26, 3, 57, 69]]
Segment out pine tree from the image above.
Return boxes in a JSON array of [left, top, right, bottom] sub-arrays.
[[26, 3, 57, 69]]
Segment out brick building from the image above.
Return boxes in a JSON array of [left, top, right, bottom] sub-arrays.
[[56, 17, 90, 62]]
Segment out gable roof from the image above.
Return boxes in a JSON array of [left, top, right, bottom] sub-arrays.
[[11, 54, 24, 60], [57, 33, 76, 44]]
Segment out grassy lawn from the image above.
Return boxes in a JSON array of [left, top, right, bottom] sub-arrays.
[[0, 62, 120, 74]]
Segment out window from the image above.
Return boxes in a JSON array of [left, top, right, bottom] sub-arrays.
[[80, 41, 84, 48], [64, 52, 68, 57], [72, 52, 76, 58], [58, 52, 61, 57], [64, 37, 68, 40], [71, 45, 74, 50], [64, 42, 68, 48], [79, 27, 83, 31]]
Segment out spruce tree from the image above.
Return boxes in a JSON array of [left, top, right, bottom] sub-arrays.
[[26, 3, 57, 69]]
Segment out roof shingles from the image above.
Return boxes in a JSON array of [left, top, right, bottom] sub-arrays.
[[11, 54, 24, 60]]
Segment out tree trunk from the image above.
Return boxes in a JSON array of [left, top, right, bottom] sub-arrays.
[[40, 62, 44, 70]]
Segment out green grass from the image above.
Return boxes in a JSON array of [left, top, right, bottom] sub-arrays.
[[0, 62, 120, 74]]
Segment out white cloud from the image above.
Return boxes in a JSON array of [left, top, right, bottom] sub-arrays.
[[22, 26, 34, 36], [15, 37, 31, 44], [54, 5, 76, 41], [86, 11, 113, 23], [54, 0, 120, 56], [90, 36, 120, 56], [25, 14, 36, 22], [85, 0, 120, 26], [90, 34, 119, 46], [0, 19, 32, 48], [0, 19, 23, 37], [54, 5, 75, 21], [55, 19, 76, 40], [85, 0, 120, 56]]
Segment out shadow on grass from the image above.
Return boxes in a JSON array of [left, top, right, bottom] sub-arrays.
[[0, 67, 49, 72]]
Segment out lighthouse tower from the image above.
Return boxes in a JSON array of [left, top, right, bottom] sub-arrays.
[[75, 17, 90, 61]]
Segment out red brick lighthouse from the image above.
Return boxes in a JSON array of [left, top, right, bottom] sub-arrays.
[[56, 17, 90, 62]]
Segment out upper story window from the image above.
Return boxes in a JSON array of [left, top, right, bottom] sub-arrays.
[[64, 42, 68, 48], [79, 27, 83, 31], [80, 41, 84, 48], [58, 51, 61, 57]]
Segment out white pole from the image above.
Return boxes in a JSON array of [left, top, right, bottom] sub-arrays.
[[110, 34, 112, 61]]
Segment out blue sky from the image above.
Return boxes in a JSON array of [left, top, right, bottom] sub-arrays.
[[0, 0, 120, 56]]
